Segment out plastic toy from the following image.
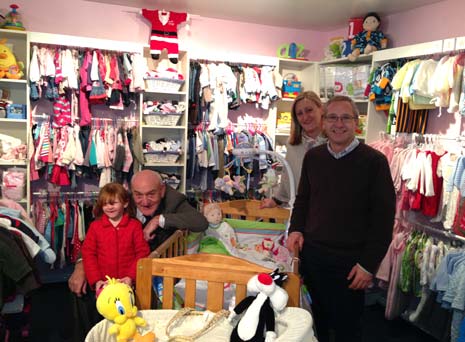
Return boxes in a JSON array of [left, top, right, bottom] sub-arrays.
[[258, 169, 278, 195], [228, 269, 289, 342], [96, 277, 152, 342], [1, 4, 26, 31], [0, 39, 24, 79], [324, 37, 344, 60], [277, 42, 305, 59], [348, 12, 387, 61]]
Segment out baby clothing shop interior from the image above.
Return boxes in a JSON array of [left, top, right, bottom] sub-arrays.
[[2, 0, 465, 341]]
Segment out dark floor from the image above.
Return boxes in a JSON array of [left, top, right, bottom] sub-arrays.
[[1, 283, 441, 342], [362, 304, 438, 342]]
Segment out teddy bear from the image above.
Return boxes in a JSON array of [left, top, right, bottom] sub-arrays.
[[348, 12, 387, 62]]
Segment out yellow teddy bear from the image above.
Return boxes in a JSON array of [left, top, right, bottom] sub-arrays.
[[0, 39, 24, 79]]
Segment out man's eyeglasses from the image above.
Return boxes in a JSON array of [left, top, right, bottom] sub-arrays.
[[323, 114, 357, 123], [133, 191, 159, 201]]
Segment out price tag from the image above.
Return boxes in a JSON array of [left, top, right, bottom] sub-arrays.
[[456, 37, 465, 50], [443, 38, 456, 52]]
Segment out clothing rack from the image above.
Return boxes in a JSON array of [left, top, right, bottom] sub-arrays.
[[408, 220, 465, 243], [190, 58, 274, 68], [32, 190, 100, 198]]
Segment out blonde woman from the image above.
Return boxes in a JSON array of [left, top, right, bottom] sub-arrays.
[[261, 91, 326, 208]]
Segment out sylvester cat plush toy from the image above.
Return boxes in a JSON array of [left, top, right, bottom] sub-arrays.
[[228, 269, 289, 342]]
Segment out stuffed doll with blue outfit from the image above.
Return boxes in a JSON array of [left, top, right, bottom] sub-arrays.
[[348, 12, 387, 61]]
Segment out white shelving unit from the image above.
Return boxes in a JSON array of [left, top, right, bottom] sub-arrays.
[[140, 49, 189, 193], [317, 54, 373, 140], [272, 58, 319, 148], [0, 29, 30, 212]]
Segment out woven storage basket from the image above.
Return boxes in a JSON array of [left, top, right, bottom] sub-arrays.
[[144, 77, 184, 92], [144, 113, 182, 126], [144, 151, 181, 164]]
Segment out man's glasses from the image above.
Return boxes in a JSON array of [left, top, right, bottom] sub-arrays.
[[323, 114, 357, 123], [133, 191, 159, 201]]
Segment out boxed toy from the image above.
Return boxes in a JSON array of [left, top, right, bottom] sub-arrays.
[[6, 104, 26, 119], [333, 65, 370, 99], [282, 73, 301, 99], [276, 111, 291, 134]]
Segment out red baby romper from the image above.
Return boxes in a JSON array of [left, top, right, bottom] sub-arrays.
[[141, 9, 187, 63]]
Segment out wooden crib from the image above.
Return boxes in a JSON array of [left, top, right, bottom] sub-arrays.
[[148, 199, 299, 273]]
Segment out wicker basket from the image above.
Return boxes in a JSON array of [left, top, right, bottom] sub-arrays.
[[144, 77, 184, 92], [144, 151, 181, 164], [144, 113, 183, 126]]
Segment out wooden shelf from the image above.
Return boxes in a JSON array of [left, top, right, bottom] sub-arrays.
[[144, 162, 185, 167], [144, 90, 187, 96], [319, 54, 372, 65], [0, 159, 27, 166], [0, 78, 27, 84], [278, 58, 317, 70], [142, 125, 185, 129], [0, 28, 27, 37]]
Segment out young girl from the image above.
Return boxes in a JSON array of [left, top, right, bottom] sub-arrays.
[[82, 182, 150, 292]]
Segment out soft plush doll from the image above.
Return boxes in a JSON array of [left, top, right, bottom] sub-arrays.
[[228, 269, 289, 342], [348, 12, 387, 61], [258, 169, 278, 196], [215, 175, 235, 195], [0, 39, 24, 79], [96, 276, 153, 342], [201, 202, 238, 255]]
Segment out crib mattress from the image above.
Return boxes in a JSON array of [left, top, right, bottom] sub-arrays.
[[85, 307, 317, 342]]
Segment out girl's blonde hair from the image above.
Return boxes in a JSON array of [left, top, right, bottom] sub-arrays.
[[289, 91, 323, 146], [93, 182, 135, 218]]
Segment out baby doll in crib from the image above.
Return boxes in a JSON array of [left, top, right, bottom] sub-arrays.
[[201, 203, 238, 256]]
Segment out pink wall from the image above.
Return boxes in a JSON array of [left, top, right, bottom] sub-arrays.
[[11, 0, 323, 61], [7, 0, 465, 60]]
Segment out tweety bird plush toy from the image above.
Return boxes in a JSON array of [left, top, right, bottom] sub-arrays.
[[96, 276, 153, 342]]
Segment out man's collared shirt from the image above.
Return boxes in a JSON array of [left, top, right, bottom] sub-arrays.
[[327, 138, 359, 159]]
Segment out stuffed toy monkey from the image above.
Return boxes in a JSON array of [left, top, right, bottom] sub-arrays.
[[348, 12, 387, 61], [141, 9, 187, 63], [228, 269, 289, 342]]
